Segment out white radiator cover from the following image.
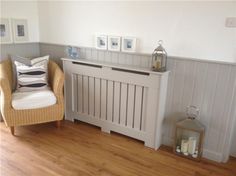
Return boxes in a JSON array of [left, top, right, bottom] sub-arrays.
[[62, 58, 169, 149]]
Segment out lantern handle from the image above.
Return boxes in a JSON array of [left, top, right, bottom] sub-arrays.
[[186, 105, 199, 119], [158, 40, 163, 45]]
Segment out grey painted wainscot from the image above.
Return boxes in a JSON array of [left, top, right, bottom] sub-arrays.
[[0, 43, 40, 61], [40, 43, 236, 163], [0, 42, 235, 162]]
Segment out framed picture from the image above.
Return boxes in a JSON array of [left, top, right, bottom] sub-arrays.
[[12, 19, 29, 43], [122, 37, 137, 52], [108, 36, 121, 51], [0, 18, 12, 44], [95, 35, 107, 50]]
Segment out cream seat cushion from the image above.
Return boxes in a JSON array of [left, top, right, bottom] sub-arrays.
[[12, 89, 56, 110]]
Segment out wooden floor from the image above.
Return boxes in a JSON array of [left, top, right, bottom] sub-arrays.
[[0, 120, 235, 176]]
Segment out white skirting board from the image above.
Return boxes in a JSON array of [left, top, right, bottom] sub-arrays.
[[62, 58, 169, 150], [230, 116, 236, 157]]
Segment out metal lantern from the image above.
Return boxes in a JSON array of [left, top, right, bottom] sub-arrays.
[[152, 40, 167, 72], [173, 106, 205, 161]]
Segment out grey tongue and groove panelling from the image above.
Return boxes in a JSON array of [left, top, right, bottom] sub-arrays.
[[0, 43, 40, 61]]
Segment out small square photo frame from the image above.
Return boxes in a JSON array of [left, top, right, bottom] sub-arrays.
[[122, 37, 137, 52], [108, 36, 121, 51], [12, 19, 29, 43], [0, 18, 12, 44], [95, 35, 108, 50]]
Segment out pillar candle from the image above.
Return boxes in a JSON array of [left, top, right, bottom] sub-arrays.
[[188, 137, 197, 155], [181, 140, 188, 153]]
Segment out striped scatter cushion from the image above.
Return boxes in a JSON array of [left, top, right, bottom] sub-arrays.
[[15, 58, 49, 92]]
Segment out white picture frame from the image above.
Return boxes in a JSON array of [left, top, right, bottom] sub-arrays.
[[95, 35, 108, 50], [0, 18, 12, 44], [108, 36, 121, 51], [12, 19, 29, 43], [122, 37, 137, 52]]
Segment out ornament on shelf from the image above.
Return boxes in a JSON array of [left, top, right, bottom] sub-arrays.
[[66, 46, 79, 59]]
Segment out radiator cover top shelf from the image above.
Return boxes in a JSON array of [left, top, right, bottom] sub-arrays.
[[62, 58, 169, 150], [63, 58, 169, 76]]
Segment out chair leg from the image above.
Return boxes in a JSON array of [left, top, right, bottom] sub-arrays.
[[10, 126, 14, 135], [56, 120, 61, 128]]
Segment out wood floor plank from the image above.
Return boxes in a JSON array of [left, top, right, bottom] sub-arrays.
[[0, 121, 235, 176]]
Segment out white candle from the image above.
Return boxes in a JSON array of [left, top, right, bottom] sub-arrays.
[[192, 153, 198, 158], [181, 140, 188, 153], [188, 137, 197, 155], [176, 146, 181, 153], [184, 152, 189, 156], [192, 150, 198, 158]]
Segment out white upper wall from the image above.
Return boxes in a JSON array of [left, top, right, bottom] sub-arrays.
[[38, 1, 236, 63], [0, 1, 40, 42], [0, 1, 235, 62]]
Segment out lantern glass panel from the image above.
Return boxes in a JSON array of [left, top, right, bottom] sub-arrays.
[[176, 128, 200, 157], [174, 118, 205, 161], [152, 54, 162, 70]]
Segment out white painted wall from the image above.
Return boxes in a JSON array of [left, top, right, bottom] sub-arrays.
[[1, 1, 235, 62], [0, 1, 40, 42], [38, 1, 236, 63]]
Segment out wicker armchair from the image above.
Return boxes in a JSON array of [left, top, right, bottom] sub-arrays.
[[0, 59, 64, 135]]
